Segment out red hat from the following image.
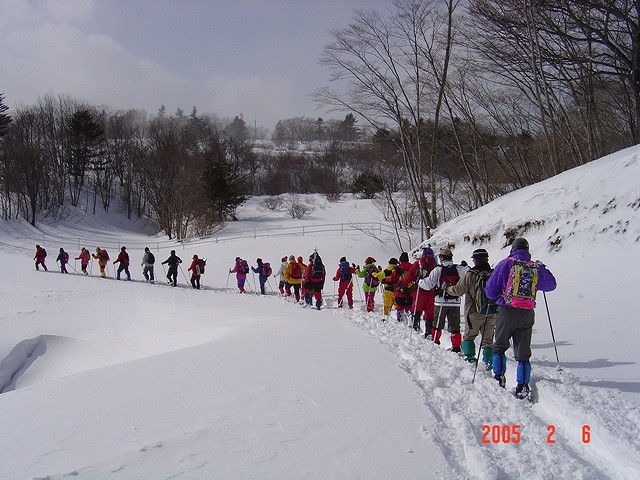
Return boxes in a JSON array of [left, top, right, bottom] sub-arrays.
[[365, 256, 376, 264]]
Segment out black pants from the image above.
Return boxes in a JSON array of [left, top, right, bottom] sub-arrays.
[[191, 275, 201, 289], [167, 267, 178, 286]]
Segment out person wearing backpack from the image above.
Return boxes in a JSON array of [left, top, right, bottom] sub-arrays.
[[76, 247, 90, 275], [332, 256, 356, 309], [485, 237, 557, 399], [141, 247, 155, 283], [188, 254, 204, 289], [283, 255, 304, 301], [276, 256, 288, 295], [56, 247, 69, 273], [252, 258, 272, 295], [229, 257, 249, 293], [356, 256, 381, 313], [389, 252, 415, 323], [410, 247, 436, 335], [93, 247, 109, 278], [113, 246, 131, 281], [304, 252, 326, 309], [34, 245, 48, 271], [375, 257, 399, 321], [161, 250, 182, 287], [444, 248, 496, 367], [419, 247, 469, 352]]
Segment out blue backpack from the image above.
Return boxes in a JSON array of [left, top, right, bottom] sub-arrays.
[[339, 261, 352, 282]]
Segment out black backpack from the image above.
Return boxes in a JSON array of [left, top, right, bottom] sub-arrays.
[[147, 252, 155, 264], [311, 253, 324, 279]]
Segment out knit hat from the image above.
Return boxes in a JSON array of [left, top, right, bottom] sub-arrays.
[[389, 257, 398, 265], [365, 256, 376, 264], [340, 256, 346, 263], [282, 256, 287, 262], [193, 254, 198, 259], [511, 237, 529, 252], [121, 246, 126, 250], [145, 247, 150, 252], [288, 255, 295, 261], [399, 252, 409, 263], [256, 258, 262, 263], [471, 248, 489, 259], [438, 247, 453, 257]]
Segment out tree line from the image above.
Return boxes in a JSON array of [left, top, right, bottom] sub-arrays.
[[315, 0, 640, 238], [2, 1, 638, 242]]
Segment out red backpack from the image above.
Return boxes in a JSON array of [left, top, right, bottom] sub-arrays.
[[289, 262, 302, 279]]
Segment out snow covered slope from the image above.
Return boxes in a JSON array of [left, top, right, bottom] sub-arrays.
[[0, 147, 639, 479]]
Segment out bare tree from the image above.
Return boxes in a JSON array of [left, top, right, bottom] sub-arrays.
[[315, 0, 461, 235]]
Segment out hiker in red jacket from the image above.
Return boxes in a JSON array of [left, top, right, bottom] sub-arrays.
[[189, 255, 203, 290], [34, 245, 48, 271], [113, 246, 131, 281], [332, 256, 356, 309], [76, 247, 90, 275]]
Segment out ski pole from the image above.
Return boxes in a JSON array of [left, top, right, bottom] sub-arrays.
[[543, 292, 562, 372], [472, 314, 489, 384], [353, 271, 363, 303], [179, 264, 189, 283]]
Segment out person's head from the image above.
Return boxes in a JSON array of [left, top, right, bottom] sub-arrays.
[[340, 256, 347, 263], [399, 252, 409, 263], [121, 246, 126, 251], [282, 256, 287, 263], [438, 247, 453, 261], [471, 248, 489, 266], [297, 256, 304, 263], [59, 247, 64, 252], [288, 255, 295, 262], [96, 247, 101, 252], [235, 256, 240, 261], [389, 257, 398, 266], [82, 247, 86, 251], [36, 244, 40, 248], [145, 247, 150, 252], [193, 254, 198, 259], [365, 256, 376, 264], [422, 247, 434, 256], [170, 250, 176, 255], [510, 237, 529, 253], [256, 258, 262, 264]]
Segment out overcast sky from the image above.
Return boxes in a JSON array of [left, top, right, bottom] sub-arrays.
[[0, 0, 391, 130]]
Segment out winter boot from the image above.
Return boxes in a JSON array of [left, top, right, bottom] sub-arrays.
[[316, 298, 322, 310], [461, 339, 476, 363], [482, 347, 493, 371], [424, 319, 433, 339], [432, 329, 442, 345], [515, 383, 530, 400], [412, 312, 422, 331], [493, 352, 507, 388], [451, 332, 462, 353]]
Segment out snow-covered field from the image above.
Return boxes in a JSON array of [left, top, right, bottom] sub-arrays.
[[1, 146, 639, 479]]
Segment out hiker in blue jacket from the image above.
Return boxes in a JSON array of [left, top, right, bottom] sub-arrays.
[[485, 237, 557, 399], [252, 258, 272, 295]]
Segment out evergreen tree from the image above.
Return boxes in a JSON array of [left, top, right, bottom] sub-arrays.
[[339, 113, 360, 141], [225, 115, 249, 143], [201, 137, 248, 221], [68, 109, 104, 206]]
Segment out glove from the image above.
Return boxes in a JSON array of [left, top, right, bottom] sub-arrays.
[[434, 287, 443, 297]]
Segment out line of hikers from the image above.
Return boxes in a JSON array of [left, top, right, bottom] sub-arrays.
[[265, 239, 555, 399], [34, 237, 556, 398]]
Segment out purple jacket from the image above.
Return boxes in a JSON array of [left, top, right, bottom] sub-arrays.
[[230, 258, 247, 280], [485, 249, 557, 308]]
